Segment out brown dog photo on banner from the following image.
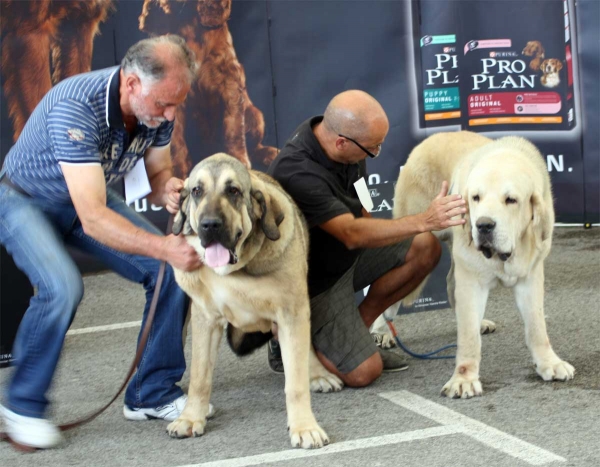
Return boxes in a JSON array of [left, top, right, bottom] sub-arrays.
[[0, 0, 113, 141], [139, 0, 279, 177], [521, 40, 545, 72]]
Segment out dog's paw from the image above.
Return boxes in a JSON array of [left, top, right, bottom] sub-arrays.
[[166, 417, 207, 439], [441, 374, 483, 399], [289, 421, 330, 449], [371, 332, 396, 349], [480, 319, 497, 335], [310, 373, 344, 393], [536, 359, 575, 382]]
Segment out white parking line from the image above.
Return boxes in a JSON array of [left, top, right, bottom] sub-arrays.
[[179, 425, 462, 467], [380, 391, 565, 465], [66, 320, 141, 335], [176, 390, 565, 467]]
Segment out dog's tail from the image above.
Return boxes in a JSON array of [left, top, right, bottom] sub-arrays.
[[226, 325, 273, 356]]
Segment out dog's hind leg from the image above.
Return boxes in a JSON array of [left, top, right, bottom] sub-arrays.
[[167, 302, 225, 438], [445, 240, 494, 335], [308, 346, 343, 393], [514, 264, 574, 382], [226, 324, 273, 356], [277, 305, 329, 449], [369, 303, 399, 349]]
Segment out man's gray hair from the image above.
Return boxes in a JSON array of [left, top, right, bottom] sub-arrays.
[[121, 35, 198, 87]]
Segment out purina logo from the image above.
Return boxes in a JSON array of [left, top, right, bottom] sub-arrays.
[[369, 188, 380, 198], [443, 47, 456, 53], [489, 51, 519, 58]]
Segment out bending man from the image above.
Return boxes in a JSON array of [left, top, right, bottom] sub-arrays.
[[0, 35, 201, 449]]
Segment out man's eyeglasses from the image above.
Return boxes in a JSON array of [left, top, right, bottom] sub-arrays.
[[338, 134, 382, 159]]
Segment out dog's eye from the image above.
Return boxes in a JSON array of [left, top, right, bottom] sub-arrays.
[[472, 195, 480, 202], [227, 186, 241, 197], [191, 186, 202, 197], [506, 197, 517, 205]]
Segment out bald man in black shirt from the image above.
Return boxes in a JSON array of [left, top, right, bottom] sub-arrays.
[[268, 90, 466, 387]]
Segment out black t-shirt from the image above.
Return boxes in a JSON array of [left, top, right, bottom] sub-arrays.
[[268, 116, 367, 297]]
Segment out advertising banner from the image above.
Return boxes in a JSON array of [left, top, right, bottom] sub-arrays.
[[1, 0, 597, 364]]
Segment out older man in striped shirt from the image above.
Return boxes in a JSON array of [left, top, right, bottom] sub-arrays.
[[0, 35, 203, 449]]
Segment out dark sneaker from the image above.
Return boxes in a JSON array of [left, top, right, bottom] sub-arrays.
[[267, 339, 284, 374], [379, 349, 409, 373]]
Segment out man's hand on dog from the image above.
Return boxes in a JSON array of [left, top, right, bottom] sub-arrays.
[[163, 234, 202, 271], [422, 181, 467, 231], [161, 177, 203, 271], [164, 177, 185, 214]]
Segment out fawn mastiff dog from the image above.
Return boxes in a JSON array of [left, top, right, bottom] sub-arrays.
[[168, 153, 342, 448]]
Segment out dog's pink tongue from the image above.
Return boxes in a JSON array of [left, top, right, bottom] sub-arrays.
[[204, 243, 230, 268]]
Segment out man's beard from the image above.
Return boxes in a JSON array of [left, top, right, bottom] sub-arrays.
[[138, 114, 167, 128], [130, 96, 167, 128]]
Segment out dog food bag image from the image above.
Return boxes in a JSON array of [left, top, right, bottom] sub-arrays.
[[412, 0, 461, 128], [457, 0, 576, 132]]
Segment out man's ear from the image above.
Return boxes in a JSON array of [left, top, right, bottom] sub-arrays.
[[172, 182, 193, 236], [251, 189, 284, 241]]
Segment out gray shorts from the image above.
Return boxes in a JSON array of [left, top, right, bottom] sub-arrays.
[[310, 238, 413, 374]]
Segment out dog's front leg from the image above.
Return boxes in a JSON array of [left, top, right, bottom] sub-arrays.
[[277, 306, 329, 449], [167, 303, 224, 438], [514, 263, 575, 382], [441, 262, 488, 399]]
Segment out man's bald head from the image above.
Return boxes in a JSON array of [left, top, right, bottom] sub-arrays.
[[322, 90, 388, 141]]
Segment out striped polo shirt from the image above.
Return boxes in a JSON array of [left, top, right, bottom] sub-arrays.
[[3, 66, 174, 203]]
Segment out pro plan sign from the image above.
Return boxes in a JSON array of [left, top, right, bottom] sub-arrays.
[[457, 0, 576, 132]]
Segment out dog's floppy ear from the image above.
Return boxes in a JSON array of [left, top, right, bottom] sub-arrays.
[[458, 183, 474, 244], [531, 191, 551, 243], [172, 184, 193, 236], [251, 189, 284, 241]]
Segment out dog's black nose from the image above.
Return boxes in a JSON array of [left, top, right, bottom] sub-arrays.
[[476, 217, 496, 235], [200, 217, 223, 232]]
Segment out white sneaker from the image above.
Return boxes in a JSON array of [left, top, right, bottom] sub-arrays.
[[0, 404, 63, 449], [123, 395, 215, 421]]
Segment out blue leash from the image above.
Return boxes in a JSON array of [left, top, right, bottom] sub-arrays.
[[384, 316, 456, 360]]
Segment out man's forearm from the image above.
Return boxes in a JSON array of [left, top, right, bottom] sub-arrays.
[[345, 214, 427, 249], [80, 205, 167, 260], [146, 167, 173, 207]]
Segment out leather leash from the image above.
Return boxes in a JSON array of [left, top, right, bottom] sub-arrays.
[[1, 216, 174, 451]]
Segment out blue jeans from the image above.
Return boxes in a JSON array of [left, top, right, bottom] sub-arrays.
[[0, 179, 188, 418]]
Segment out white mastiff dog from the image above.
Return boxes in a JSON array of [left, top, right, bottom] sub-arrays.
[[373, 131, 575, 398]]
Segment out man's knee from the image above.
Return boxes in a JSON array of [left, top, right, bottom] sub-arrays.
[[40, 266, 84, 324], [341, 352, 383, 388], [408, 232, 442, 272]]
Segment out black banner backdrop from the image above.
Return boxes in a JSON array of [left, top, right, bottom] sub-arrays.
[[1, 0, 598, 366]]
